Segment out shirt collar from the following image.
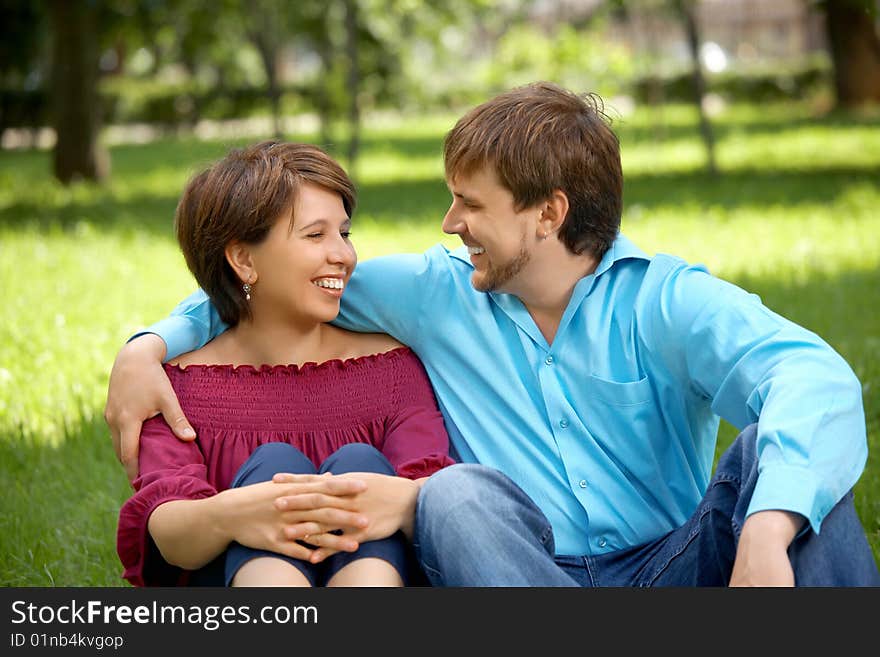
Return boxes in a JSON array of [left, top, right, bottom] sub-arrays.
[[448, 233, 649, 275], [447, 234, 649, 350]]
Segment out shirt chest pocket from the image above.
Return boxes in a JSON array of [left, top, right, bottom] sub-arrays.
[[586, 373, 653, 406], [580, 374, 663, 446]]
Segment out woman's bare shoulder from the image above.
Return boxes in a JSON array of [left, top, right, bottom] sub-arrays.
[[329, 326, 407, 359], [167, 334, 230, 367]]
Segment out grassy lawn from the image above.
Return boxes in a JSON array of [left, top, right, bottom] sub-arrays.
[[1, 101, 878, 586]]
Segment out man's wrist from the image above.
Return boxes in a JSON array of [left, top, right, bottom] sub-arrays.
[[741, 509, 805, 547]]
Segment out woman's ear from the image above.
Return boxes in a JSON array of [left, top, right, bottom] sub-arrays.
[[537, 189, 570, 239], [225, 241, 256, 284]]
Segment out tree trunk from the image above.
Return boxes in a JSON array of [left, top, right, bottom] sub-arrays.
[[824, 0, 880, 106], [343, 0, 361, 179], [676, 0, 717, 177], [246, 0, 284, 139], [252, 36, 283, 139], [48, 0, 108, 184], [315, 35, 334, 150]]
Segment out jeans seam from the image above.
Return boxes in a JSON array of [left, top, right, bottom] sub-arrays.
[[641, 505, 714, 586], [642, 471, 744, 585], [710, 474, 744, 539], [539, 525, 554, 551]]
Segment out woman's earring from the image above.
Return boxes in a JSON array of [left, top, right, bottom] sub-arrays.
[[242, 282, 252, 301]]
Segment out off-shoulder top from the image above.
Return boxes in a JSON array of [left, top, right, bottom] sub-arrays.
[[117, 346, 454, 586]]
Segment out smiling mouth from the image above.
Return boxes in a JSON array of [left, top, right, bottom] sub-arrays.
[[467, 246, 485, 255], [313, 278, 344, 291]]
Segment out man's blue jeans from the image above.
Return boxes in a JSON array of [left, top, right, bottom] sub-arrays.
[[414, 424, 880, 586]]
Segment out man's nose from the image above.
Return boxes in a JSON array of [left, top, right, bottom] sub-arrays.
[[442, 207, 463, 235]]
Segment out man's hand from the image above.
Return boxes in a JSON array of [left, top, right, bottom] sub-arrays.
[[104, 334, 195, 483], [729, 510, 805, 587], [271, 471, 422, 563]]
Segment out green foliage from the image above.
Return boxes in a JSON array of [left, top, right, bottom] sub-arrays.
[[482, 21, 636, 99], [0, 100, 878, 584]]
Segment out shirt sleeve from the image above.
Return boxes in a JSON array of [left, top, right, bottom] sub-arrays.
[[381, 351, 456, 479], [116, 416, 216, 586], [334, 249, 441, 348], [646, 259, 867, 534], [128, 289, 229, 362]]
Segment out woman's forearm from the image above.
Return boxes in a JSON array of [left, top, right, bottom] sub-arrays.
[[147, 494, 232, 570]]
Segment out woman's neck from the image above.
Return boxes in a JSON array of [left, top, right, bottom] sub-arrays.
[[214, 316, 339, 367]]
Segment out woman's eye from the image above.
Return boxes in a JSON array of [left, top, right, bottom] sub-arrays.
[[307, 232, 323, 239], [341, 231, 351, 238]]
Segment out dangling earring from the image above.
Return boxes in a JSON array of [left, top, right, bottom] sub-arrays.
[[242, 281, 252, 301]]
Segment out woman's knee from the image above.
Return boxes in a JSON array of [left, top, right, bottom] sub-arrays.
[[232, 442, 315, 487], [321, 442, 394, 475]]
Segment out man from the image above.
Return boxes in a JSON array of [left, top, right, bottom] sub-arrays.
[[105, 82, 879, 586]]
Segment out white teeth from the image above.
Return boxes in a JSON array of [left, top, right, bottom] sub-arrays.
[[468, 246, 485, 255], [314, 278, 344, 289]]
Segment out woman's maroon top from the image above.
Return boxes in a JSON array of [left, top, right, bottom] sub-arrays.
[[117, 347, 454, 586]]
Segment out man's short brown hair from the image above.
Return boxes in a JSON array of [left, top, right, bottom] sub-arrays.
[[175, 141, 356, 326], [444, 81, 622, 259]]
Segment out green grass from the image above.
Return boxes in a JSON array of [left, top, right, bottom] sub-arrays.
[[1, 101, 878, 585]]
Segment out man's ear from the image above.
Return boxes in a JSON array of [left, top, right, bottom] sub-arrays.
[[225, 241, 256, 284], [538, 189, 570, 238]]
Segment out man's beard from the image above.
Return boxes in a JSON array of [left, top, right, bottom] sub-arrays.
[[472, 235, 531, 293]]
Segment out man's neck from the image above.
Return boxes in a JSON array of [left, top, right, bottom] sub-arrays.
[[514, 246, 598, 345]]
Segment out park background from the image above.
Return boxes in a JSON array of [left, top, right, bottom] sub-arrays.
[[0, 0, 878, 586]]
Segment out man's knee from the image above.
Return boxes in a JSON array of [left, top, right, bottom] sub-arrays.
[[417, 463, 513, 534], [715, 423, 760, 481]]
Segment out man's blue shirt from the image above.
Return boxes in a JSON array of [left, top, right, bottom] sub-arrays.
[[143, 234, 867, 556]]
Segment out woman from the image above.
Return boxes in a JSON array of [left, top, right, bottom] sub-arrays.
[[117, 141, 454, 587]]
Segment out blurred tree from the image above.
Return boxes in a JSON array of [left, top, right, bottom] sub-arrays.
[[297, 0, 427, 172], [343, 0, 361, 174], [0, 1, 48, 144], [673, 0, 717, 176], [241, 0, 291, 139], [818, 0, 880, 106], [0, 1, 46, 85], [293, 0, 336, 146], [48, 0, 109, 184], [614, 0, 717, 174]]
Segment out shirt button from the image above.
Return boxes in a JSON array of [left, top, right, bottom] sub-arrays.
[[578, 479, 587, 489], [544, 355, 554, 365], [598, 537, 607, 548], [559, 418, 569, 429]]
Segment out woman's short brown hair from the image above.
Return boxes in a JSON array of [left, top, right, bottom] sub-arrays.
[[175, 141, 356, 326], [444, 81, 622, 259]]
